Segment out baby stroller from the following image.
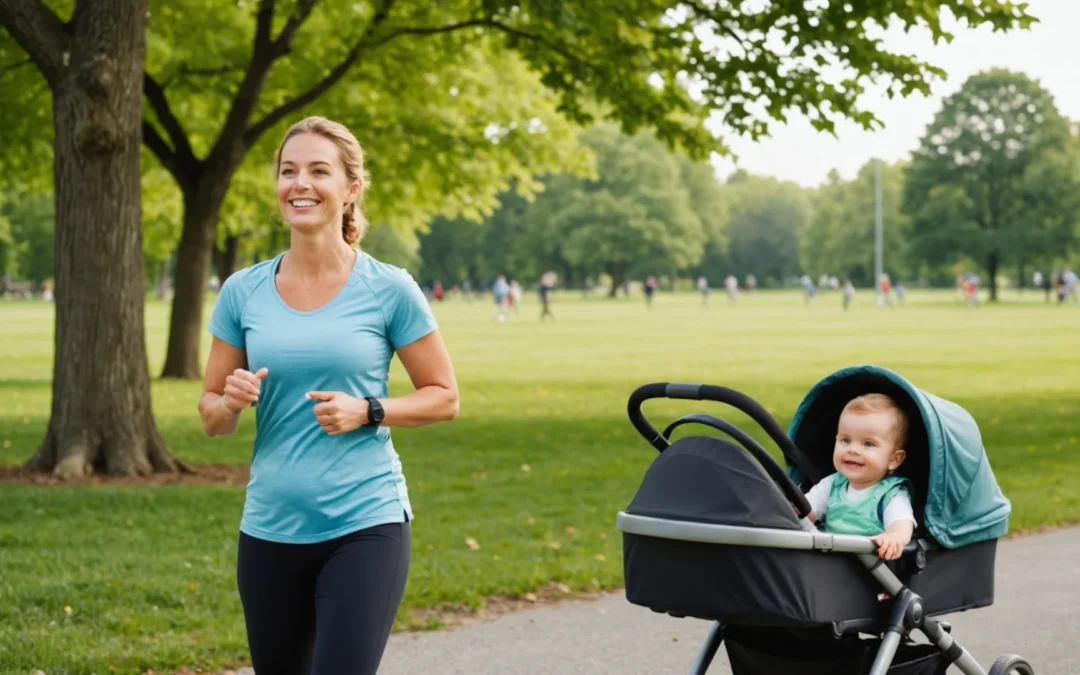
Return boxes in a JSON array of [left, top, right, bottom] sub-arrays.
[[616, 365, 1032, 675]]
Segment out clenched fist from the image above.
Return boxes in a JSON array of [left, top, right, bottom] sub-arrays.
[[306, 391, 369, 435], [223, 367, 268, 412]]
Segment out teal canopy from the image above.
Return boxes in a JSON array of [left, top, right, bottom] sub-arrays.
[[787, 365, 1011, 549]]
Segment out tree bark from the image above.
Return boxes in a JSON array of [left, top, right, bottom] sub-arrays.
[[214, 234, 241, 284], [10, 0, 186, 477], [160, 175, 235, 379]]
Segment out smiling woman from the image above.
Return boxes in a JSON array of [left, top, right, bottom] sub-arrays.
[[196, 116, 459, 675]]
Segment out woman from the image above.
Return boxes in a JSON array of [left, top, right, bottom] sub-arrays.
[[198, 116, 458, 674]]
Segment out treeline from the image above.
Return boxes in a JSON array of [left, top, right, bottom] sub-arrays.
[[413, 70, 1080, 301]]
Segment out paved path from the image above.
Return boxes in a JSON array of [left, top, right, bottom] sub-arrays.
[[240, 527, 1079, 674]]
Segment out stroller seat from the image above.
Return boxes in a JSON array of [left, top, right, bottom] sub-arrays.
[[616, 366, 1031, 675]]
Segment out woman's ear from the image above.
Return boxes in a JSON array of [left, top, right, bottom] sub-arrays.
[[347, 179, 363, 204]]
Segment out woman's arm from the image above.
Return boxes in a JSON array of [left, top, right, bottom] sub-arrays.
[[198, 337, 265, 437], [306, 331, 458, 434], [381, 330, 459, 427]]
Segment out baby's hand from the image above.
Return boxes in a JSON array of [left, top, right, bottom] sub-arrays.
[[870, 531, 908, 560]]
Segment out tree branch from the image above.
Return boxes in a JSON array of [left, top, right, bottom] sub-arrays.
[[271, 0, 319, 58], [162, 64, 245, 88], [371, 19, 581, 65], [144, 73, 196, 164], [243, 0, 396, 148], [0, 0, 71, 86], [254, 0, 275, 50], [142, 121, 194, 193]]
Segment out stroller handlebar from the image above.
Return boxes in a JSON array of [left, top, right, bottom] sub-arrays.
[[627, 382, 822, 518]]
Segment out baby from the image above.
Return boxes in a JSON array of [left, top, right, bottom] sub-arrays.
[[804, 393, 916, 560]]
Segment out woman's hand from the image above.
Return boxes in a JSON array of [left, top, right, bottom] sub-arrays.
[[306, 391, 370, 435], [223, 367, 268, 412]]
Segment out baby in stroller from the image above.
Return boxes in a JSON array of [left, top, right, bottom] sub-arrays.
[[805, 393, 915, 560], [617, 365, 1032, 675]]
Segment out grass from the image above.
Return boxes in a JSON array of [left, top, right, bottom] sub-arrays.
[[1, 288, 1079, 674]]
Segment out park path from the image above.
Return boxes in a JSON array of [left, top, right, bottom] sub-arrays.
[[240, 526, 1080, 674]]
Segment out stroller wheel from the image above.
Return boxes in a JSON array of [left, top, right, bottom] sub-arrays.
[[988, 655, 1034, 675]]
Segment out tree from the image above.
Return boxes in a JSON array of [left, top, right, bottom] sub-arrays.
[[4, 0, 1038, 375], [801, 161, 911, 286], [0, 0, 184, 477], [903, 69, 1074, 300], [715, 174, 810, 285], [522, 126, 706, 294]]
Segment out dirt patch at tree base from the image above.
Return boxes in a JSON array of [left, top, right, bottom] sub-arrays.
[[0, 463, 250, 486]]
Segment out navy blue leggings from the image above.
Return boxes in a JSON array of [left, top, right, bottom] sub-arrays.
[[236, 521, 410, 675]]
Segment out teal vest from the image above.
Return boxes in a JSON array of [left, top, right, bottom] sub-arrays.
[[823, 474, 912, 536]]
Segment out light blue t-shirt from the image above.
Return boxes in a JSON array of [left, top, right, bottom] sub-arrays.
[[208, 250, 437, 544]]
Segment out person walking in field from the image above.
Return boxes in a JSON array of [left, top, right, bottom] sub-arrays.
[[198, 116, 459, 675]]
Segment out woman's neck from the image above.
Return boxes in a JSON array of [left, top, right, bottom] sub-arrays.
[[284, 228, 356, 279]]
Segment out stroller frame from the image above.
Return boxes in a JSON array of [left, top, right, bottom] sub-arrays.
[[617, 381, 1033, 675]]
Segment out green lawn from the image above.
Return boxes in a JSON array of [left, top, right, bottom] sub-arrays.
[[1, 289, 1079, 674]]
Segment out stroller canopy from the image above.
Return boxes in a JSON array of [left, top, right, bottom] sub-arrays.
[[787, 365, 1010, 549]]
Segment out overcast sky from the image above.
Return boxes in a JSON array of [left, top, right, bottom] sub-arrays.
[[708, 0, 1080, 188]]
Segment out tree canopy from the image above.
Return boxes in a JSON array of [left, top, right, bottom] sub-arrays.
[[903, 68, 1076, 299]]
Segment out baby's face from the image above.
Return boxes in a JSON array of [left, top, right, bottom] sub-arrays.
[[833, 410, 906, 490]]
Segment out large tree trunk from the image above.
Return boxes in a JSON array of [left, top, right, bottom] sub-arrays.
[[23, 0, 185, 477], [214, 234, 241, 284], [160, 167, 237, 379], [987, 252, 999, 302]]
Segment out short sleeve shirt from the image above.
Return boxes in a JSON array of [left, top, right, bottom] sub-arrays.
[[209, 251, 437, 544]]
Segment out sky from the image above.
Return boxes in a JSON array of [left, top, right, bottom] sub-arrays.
[[708, 0, 1080, 188]]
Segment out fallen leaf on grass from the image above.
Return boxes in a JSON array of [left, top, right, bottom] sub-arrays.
[[554, 583, 571, 594], [465, 537, 480, 550], [188, 583, 197, 591], [520, 464, 531, 472], [526, 516, 536, 525], [565, 526, 577, 535], [548, 541, 561, 550], [523, 592, 538, 603], [594, 554, 607, 562], [63, 605, 72, 615]]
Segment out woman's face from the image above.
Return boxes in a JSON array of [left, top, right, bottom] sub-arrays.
[[276, 132, 359, 234]]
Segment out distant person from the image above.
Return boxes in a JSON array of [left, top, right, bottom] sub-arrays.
[[539, 271, 556, 321], [697, 276, 710, 307], [745, 273, 757, 293], [965, 274, 980, 307], [1041, 271, 1052, 303], [842, 279, 855, 310], [199, 116, 458, 675], [877, 273, 895, 308], [1032, 270, 1043, 296], [461, 279, 472, 301], [493, 275, 509, 321], [433, 280, 444, 302], [509, 280, 523, 314], [1063, 268, 1078, 304], [724, 274, 739, 304], [644, 275, 658, 307], [895, 282, 906, 306], [800, 274, 817, 304]]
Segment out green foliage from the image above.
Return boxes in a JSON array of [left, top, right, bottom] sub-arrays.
[[801, 161, 911, 285], [903, 69, 1076, 296], [0, 190, 54, 284], [710, 174, 810, 284], [418, 126, 719, 287]]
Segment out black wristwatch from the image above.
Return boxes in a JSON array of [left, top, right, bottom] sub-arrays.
[[364, 397, 385, 428]]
